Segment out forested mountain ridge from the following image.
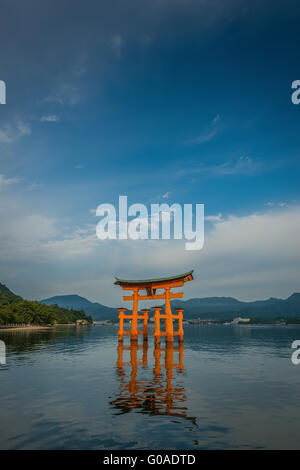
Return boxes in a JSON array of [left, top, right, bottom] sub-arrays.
[[42, 291, 300, 321], [0, 283, 92, 326], [41, 294, 117, 321], [0, 282, 22, 304], [2, 282, 300, 324]]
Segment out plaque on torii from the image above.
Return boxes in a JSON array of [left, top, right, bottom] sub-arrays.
[[114, 270, 193, 343]]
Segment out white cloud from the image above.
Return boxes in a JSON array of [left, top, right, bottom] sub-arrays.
[[194, 208, 300, 298], [26, 182, 44, 191], [188, 114, 220, 144], [1, 197, 300, 304], [40, 115, 60, 122], [109, 34, 123, 56], [213, 114, 220, 124], [265, 201, 290, 208], [0, 120, 31, 143], [140, 34, 153, 45], [192, 129, 218, 144], [0, 174, 21, 189], [45, 85, 80, 106], [177, 155, 261, 179], [214, 156, 258, 175], [205, 213, 223, 222]]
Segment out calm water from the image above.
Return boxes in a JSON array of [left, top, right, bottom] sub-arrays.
[[1, 324, 300, 449]]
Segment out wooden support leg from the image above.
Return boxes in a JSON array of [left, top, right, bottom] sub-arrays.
[[131, 288, 139, 342], [176, 309, 184, 342], [164, 287, 174, 343], [141, 309, 149, 342], [153, 307, 162, 345], [117, 308, 126, 342]]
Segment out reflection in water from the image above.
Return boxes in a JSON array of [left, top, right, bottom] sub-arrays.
[[0, 326, 94, 358], [110, 342, 196, 424], [2, 325, 300, 449]]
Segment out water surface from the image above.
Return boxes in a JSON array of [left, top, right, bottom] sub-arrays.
[[1, 325, 300, 449]]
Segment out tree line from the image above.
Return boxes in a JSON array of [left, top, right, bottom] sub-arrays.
[[0, 283, 93, 326]]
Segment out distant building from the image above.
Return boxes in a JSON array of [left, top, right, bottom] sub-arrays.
[[228, 317, 250, 325], [94, 320, 114, 326], [188, 318, 214, 324], [76, 319, 88, 326]]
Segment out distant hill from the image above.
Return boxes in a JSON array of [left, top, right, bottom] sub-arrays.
[[40, 292, 300, 322], [41, 295, 117, 321], [0, 282, 22, 305], [0, 284, 92, 326], [170, 293, 300, 320]]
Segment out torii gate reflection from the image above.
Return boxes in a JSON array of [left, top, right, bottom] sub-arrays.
[[110, 342, 196, 424]]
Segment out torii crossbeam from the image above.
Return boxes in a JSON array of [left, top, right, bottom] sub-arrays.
[[114, 270, 193, 343]]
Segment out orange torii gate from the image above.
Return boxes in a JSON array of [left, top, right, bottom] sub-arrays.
[[114, 270, 193, 343]]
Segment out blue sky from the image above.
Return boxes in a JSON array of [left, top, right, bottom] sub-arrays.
[[0, 0, 300, 304]]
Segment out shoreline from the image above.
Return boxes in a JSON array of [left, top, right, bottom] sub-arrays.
[[1, 322, 300, 332], [0, 325, 52, 332], [0, 323, 81, 332]]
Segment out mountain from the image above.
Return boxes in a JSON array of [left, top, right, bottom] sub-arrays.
[[170, 293, 300, 320], [0, 283, 22, 305], [0, 284, 92, 326], [40, 292, 300, 322], [2, 282, 300, 323], [41, 295, 117, 321]]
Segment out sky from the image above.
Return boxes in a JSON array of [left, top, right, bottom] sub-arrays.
[[0, 0, 300, 306]]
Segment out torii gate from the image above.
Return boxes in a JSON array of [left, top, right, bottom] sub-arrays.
[[114, 270, 193, 343]]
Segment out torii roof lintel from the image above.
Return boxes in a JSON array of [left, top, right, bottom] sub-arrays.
[[114, 270, 194, 287]]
